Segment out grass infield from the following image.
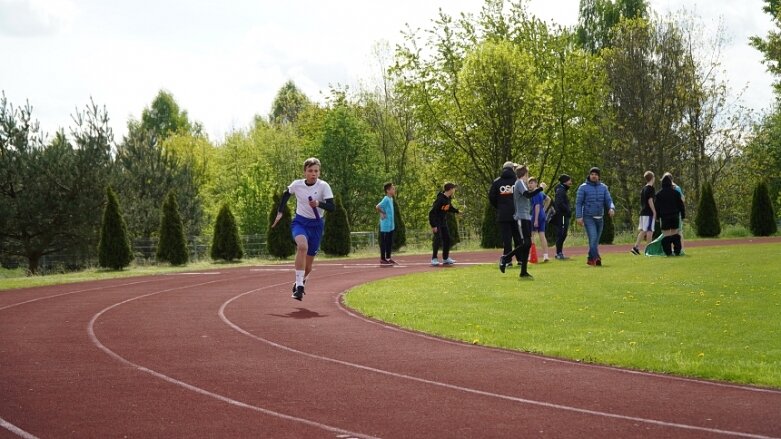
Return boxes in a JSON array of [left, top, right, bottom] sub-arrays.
[[345, 243, 781, 388]]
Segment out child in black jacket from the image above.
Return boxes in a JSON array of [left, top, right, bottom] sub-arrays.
[[655, 175, 686, 256], [429, 182, 460, 265]]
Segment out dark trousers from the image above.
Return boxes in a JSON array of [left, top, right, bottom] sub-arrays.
[[504, 219, 532, 274], [661, 234, 682, 256], [498, 220, 522, 263], [432, 225, 451, 260], [553, 214, 571, 255], [380, 231, 394, 260]]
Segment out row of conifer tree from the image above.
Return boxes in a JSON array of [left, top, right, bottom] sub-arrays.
[[98, 181, 776, 270]]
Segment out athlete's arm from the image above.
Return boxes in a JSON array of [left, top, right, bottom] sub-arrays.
[[271, 190, 292, 228], [318, 198, 335, 212], [277, 189, 291, 213]]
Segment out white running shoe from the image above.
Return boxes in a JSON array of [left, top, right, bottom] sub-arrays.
[[431, 258, 440, 266], [443, 258, 456, 265]]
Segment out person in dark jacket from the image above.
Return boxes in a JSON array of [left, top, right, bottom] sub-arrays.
[[654, 174, 686, 256], [551, 174, 573, 260], [489, 162, 522, 271], [428, 182, 460, 266]]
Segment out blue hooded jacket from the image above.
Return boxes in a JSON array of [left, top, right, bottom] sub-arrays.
[[575, 178, 615, 218]]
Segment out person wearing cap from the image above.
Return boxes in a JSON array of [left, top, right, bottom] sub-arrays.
[[575, 167, 615, 266], [552, 174, 573, 259], [489, 161, 522, 272], [428, 182, 460, 266]]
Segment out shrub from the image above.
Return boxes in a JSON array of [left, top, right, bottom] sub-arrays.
[[696, 182, 721, 237], [156, 190, 189, 265], [599, 207, 615, 244], [481, 201, 502, 248], [266, 192, 295, 259], [321, 195, 351, 256], [210, 204, 243, 261], [392, 198, 407, 251], [447, 211, 461, 246], [750, 181, 778, 236], [97, 186, 133, 270]]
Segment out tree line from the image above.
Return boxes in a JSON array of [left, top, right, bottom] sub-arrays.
[[2, 0, 779, 273]]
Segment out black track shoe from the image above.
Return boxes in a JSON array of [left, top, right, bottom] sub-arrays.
[[292, 285, 305, 301]]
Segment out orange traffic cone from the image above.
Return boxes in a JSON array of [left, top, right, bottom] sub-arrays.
[[529, 243, 538, 264]]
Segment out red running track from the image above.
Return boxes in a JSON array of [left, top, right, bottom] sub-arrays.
[[1, 238, 781, 438]]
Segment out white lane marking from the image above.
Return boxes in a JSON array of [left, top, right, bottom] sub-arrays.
[[0, 279, 157, 312], [219, 287, 778, 439], [315, 262, 484, 267], [87, 277, 379, 439], [0, 417, 38, 439], [165, 272, 221, 275]]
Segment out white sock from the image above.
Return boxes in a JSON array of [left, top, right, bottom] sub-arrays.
[[543, 253, 549, 259], [295, 270, 305, 287]]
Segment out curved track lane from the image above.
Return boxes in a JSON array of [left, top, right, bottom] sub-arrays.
[[2, 239, 780, 438]]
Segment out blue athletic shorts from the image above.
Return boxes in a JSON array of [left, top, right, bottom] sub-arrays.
[[291, 214, 325, 256]]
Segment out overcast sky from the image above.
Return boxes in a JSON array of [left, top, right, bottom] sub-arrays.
[[0, 0, 775, 141]]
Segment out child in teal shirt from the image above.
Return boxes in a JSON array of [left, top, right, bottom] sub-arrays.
[[376, 182, 397, 264]]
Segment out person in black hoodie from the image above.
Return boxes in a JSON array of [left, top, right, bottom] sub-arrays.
[[654, 174, 686, 256], [428, 182, 460, 265], [489, 162, 522, 272], [551, 174, 573, 259]]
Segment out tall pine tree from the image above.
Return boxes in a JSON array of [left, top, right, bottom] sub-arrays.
[[481, 201, 502, 248], [156, 190, 189, 265], [211, 204, 243, 261], [321, 195, 351, 256], [695, 182, 721, 237], [391, 198, 407, 251], [98, 186, 133, 270], [750, 181, 778, 236], [599, 207, 615, 244], [267, 192, 296, 259]]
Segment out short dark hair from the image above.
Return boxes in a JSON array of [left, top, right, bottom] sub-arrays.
[[384, 182, 394, 192], [515, 165, 528, 178], [443, 182, 457, 192]]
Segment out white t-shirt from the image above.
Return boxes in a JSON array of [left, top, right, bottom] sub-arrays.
[[287, 179, 334, 219]]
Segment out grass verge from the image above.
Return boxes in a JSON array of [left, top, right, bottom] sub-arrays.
[[344, 243, 781, 388]]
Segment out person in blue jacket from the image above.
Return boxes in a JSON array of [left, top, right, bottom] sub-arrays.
[[575, 167, 615, 266]]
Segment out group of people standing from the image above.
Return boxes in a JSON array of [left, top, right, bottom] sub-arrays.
[[630, 171, 686, 257], [489, 164, 619, 276]]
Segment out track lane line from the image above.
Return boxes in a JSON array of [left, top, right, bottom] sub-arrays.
[[0, 417, 38, 439], [87, 276, 380, 439], [218, 271, 779, 439], [0, 279, 158, 312]]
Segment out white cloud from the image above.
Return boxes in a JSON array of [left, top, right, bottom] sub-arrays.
[[0, 0, 776, 142], [0, 0, 76, 36]]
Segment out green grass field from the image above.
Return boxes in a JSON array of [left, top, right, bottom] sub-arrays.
[[345, 243, 781, 388]]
